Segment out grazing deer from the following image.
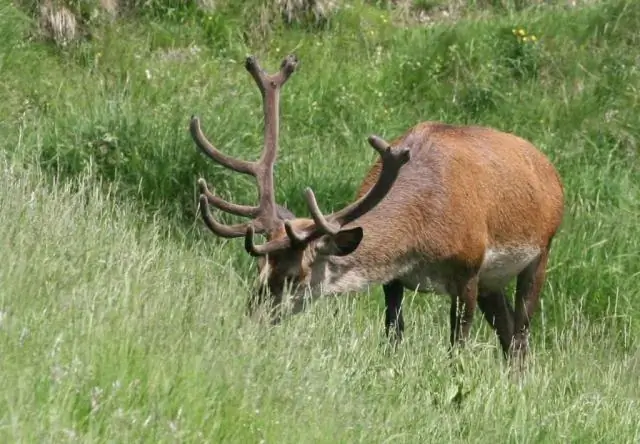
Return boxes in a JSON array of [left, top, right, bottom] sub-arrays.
[[190, 54, 564, 368]]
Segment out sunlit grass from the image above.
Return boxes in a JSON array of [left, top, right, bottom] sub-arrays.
[[1, 159, 638, 442]]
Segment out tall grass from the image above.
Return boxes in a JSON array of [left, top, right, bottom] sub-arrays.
[[0, 155, 638, 442]]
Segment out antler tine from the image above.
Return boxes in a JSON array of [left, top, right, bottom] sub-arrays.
[[245, 56, 267, 96], [368, 135, 394, 156], [283, 220, 308, 246], [190, 116, 256, 176], [243, 218, 308, 257], [244, 224, 297, 257], [303, 188, 341, 235], [199, 195, 258, 239], [198, 178, 259, 218], [245, 54, 299, 96], [332, 136, 410, 226], [329, 136, 410, 227], [271, 54, 299, 89], [301, 136, 411, 235]]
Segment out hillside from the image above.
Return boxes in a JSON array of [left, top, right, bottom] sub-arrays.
[[0, 0, 639, 441]]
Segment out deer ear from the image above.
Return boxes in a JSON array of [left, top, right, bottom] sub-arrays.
[[331, 227, 363, 256]]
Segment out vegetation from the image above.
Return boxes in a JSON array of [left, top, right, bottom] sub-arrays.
[[1, 0, 638, 441]]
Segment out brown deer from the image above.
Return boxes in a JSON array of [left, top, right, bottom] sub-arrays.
[[190, 54, 564, 368]]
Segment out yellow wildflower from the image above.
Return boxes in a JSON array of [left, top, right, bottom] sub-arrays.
[[517, 28, 526, 36]]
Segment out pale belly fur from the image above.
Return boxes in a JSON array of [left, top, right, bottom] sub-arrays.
[[398, 246, 541, 295]]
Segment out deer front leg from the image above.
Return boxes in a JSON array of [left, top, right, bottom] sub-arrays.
[[383, 280, 405, 344], [449, 275, 479, 349]]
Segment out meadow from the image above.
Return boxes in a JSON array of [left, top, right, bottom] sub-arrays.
[[1, 0, 639, 441]]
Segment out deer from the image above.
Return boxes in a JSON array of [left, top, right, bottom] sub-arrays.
[[189, 54, 565, 369]]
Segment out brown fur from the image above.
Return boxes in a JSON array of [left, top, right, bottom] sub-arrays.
[[267, 121, 563, 281], [351, 121, 563, 268], [259, 121, 563, 370]]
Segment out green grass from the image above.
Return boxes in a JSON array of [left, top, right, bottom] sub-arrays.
[[1, 0, 639, 441]]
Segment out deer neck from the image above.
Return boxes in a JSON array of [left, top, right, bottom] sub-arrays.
[[315, 227, 411, 296]]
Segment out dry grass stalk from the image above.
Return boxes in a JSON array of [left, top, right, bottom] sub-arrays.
[[195, 0, 216, 12], [39, 0, 78, 46], [276, 0, 339, 23], [99, 0, 119, 19]]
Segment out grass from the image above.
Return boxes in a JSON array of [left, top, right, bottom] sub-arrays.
[[1, 0, 639, 441]]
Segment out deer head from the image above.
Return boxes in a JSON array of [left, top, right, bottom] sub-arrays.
[[191, 55, 411, 321]]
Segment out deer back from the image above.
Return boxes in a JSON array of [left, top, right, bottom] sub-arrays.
[[351, 122, 565, 270]]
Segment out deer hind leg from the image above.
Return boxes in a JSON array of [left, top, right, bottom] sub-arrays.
[[512, 249, 549, 372], [383, 280, 405, 344], [477, 287, 515, 359]]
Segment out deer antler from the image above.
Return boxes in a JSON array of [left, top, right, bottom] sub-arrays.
[[192, 54, 411, 258], [303, 136, 411, 234], [244, 136, 411, 256], [192, 54, 299, 243]]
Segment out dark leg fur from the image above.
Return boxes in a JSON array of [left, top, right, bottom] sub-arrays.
[[449, 275, 479, 348], [383, 280, 405, 343], [512, 249, 550, 371], [477, 288, 515, 358]]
